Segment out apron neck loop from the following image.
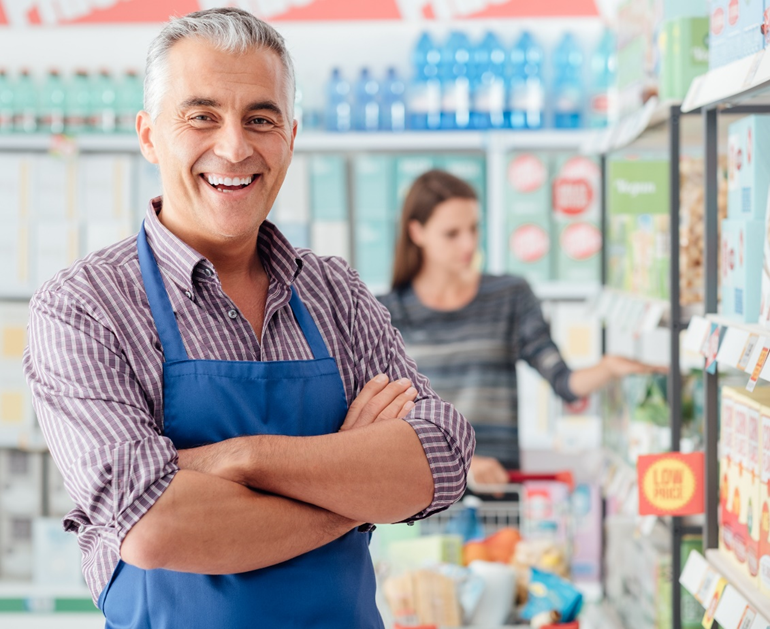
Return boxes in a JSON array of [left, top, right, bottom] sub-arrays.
[[288, 287, 330, 360], [137, 221, 189, 362]]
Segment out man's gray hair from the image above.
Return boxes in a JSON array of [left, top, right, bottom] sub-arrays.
[[144, 8, 295, 121]]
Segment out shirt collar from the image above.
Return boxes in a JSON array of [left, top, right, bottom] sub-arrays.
[[143, 197, 303, 292]]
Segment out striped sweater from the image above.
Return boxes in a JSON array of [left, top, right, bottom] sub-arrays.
[[378, 274, 577, 468]]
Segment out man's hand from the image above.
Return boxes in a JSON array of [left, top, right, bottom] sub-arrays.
[[338, 374, 417, 432], [178, 374, 418, 479]]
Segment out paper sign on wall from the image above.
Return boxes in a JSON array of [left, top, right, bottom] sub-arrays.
[[638, 452, 705, 516]]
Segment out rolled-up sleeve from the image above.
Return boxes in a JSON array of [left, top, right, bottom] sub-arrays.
[[22, 287, 178, 595], [347, 270, 475, 520]]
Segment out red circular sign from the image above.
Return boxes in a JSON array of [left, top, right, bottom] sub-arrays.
[[712, 7, 725, 35], [508, 155, 547, 193], [553, 177, 594, 217], [510, 224, 549, 262], [560, 223, 601, 261], [729, 0, 739, 26]]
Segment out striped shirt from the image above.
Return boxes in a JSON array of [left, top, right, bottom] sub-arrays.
[[378, 275, 576, 469], [22, 199, 474, 603]]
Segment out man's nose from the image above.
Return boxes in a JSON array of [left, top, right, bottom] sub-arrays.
[[213, 121, 254, 164]]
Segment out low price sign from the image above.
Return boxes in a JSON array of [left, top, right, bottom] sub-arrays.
[[638, 452, 705, 516]]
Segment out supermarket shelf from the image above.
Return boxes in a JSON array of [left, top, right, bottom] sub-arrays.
[[682, 49, 770, 112], [532, 281, 601, 301], [0, 129, 593, 154], [704, 313, 769, 337], [704, 550, 770, 621], [0, 582, 97, 614], [594, 289, 669, 332]]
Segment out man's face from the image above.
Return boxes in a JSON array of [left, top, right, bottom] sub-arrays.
[[138, 37, 296, 246]]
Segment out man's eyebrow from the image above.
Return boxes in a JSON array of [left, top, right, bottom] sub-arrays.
[[246, 101, 284, 116], [178, 98, 284, 117], [179, 97, 220, 109]]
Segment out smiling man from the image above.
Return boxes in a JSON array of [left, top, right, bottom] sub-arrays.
[[22, 9, 474, 629]]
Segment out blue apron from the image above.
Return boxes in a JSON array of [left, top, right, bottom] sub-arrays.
[[97, 224, 383, 629]]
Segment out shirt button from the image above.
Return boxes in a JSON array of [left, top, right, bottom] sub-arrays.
[[227, 309, 238, 319], [204, 268, 213, 277], [184, 290, 193, 300]]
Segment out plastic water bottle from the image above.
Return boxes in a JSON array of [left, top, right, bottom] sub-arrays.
[[588, 29, 616, 129], [324, 68, 351, 133], [13, 69, 38, 133], [408, 32, 441, 130], [92, 69, 117, 133], [380, 67, 406, 132], [66, 69, 92, 134], [116, 70, 144, 133], [38, 69, 66, 134], [439, 31, 472, 130], [552, 32, 584, 129], [353, 68, 379, 132], [507, 32, 545, 130], [0, 69, 14, 133], [471, 31, 506, 130]]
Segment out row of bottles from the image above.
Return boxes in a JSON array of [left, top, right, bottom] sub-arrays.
[[324, 29, 616, 132], [0, 68, 144, 134]]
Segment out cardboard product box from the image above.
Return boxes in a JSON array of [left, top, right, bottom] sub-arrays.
[[78, 155, 133, 222], [721, 218, 764, 322], [395, 155, 437, 210], [30, 155, 75, 222], [311, 221, 350, 261], [0, 449, 43, 516], [552, 155, 602, 283], [354, 155, 396, 223], [709, 0, 765, 68], [759, 402, 770, 596], [310, 155, 348, 222], [720, 386, 737, 555], [570, 483, 602, 583], [659, 17, 709, 101], [758, 181, 770, 328], [0, 512, 34, 580], [387, 535, 463, 570], [522, 480, 570, 543], [505, 153, 552, 283], [730, 390, 751, 570], [32, 517, 84, 587], [34, 220, 79, 288], [616, 0, 662, 117], [0, 220, 31, 297], [727, 116, 770, 221], [354, 220, 394, 295]]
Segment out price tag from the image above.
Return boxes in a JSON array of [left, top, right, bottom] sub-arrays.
[[680, 550, 709, 602], [703, 324, 725, 374], [639, 302, 666, 333], [746, 337, 770, 392], [684, 316, 711, 353], [702, 577, 728, 629], [714, 585, 754, 629], [738, 334, 760, 371], [717, 327, 750, 368]]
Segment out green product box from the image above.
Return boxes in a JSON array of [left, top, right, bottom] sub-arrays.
[[353, 155, 396, 222], [681, 536, 704, 629], [552, 154, 602, 283], [627, 214, 670, 300], [608, 214, 632, 291], [395, 155, 436, 210], [388, 535, 463, 571], [659, 17, 709, 102], [608, 158, 670, 216], [310, 155, 348, 222], [437, 155, 487, 267], [354, 220, 394, 295], [505, 152, 552, 283]]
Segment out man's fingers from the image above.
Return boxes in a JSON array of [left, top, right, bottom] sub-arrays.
[[350, 379, 411, 430], [380, 387, 418, 421], [339, 374, 389, 431]]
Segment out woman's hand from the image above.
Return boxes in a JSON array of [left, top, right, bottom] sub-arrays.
[[602, 355, 668, 378], [569, 355, 668, 397], [469, 455, 509, 486]]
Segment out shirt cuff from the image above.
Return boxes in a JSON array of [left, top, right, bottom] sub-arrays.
[[400, 417, 468, 521]]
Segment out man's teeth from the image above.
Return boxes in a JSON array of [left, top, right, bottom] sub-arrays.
[[206, 175, 253, 186]]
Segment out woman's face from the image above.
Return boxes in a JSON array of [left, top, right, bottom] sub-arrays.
[[409, 197, 480, 274]]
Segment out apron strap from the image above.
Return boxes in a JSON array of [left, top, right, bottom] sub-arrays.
[[137, 222, 189, 362], [288, 287, 331, 360]]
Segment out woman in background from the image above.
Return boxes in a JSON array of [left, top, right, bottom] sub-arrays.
[[378, 170, 659, 484]]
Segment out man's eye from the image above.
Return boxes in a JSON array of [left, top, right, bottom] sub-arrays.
[[191, 115, 212, 122], [249, 117, 273, 126]]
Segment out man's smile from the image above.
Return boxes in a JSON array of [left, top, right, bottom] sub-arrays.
[[200, 172, 261, 193]]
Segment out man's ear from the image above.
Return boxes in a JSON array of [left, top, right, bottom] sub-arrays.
[[136, 110, 159, 165]]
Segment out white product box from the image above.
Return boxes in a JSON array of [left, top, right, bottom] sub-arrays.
[[0, 512, 34, 579], [85, 220, 132, 256], [30, 155, 75, 221], [46, 454, 75, 517], [517, 363, 555, 450], [35, 220, 79, 288], [0, 155, 30, 222], [311, 221, 350, 261], [550, 303, 601, 369], [0, 220, 31, 296], [0, 449, 43, 516], [33, 517, 83, 587], [272, 154, 310, 224], [78, 155, 133, 222]]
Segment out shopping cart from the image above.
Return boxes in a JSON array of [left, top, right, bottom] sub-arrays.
[[383, 470, 579, 629]]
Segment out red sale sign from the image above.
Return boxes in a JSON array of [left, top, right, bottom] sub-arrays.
[[0, 0, 599, 26]]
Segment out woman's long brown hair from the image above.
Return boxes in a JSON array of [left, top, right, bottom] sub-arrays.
[[391, 169, 478, 290]]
